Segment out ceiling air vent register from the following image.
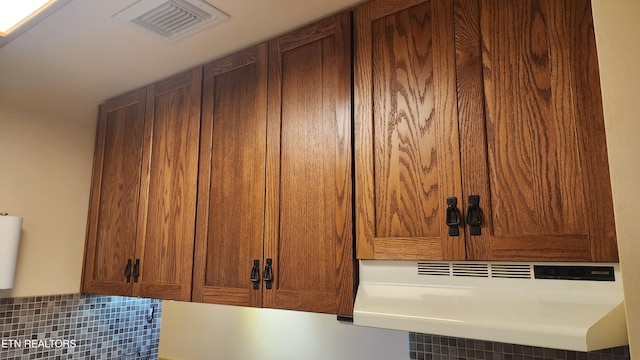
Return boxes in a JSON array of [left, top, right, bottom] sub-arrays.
[[113, 0, 229, 41]]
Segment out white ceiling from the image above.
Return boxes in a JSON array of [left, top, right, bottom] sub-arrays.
[[0, 0, 362, 116]]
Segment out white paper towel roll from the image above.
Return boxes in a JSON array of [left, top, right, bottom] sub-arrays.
[[0, 214, 23, 289]]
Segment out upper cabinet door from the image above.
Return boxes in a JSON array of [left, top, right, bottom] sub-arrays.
[[264, 12, 355, 315], [455, 0, 617, 261], [82, 89, 146, 296], [133, 68, 202, 301], [355, 0, 465, 260], [192, 45, 268, 308]]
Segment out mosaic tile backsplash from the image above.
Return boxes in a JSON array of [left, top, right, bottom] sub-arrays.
[[410, 333, 631, 360], [0, 294, 161, 360]]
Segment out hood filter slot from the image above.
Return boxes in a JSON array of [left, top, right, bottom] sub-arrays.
[[418, 262, 532, 279], [417, 262, 451, 276], [491, 264, 532, 279], [452, 263, 489, 277]]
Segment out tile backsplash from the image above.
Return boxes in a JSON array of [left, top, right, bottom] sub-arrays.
[[0, 294, 161, 360], [409, 333, 631, 360]]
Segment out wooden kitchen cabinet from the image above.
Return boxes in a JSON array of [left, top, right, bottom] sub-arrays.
[[354, 0, 465, 260], [82, 68, 202, 300], [264, 11, 354, 315], [192, 12, 354, 315], [455, 0, 617, 261], [192, 44, 269, 308], [82, 89, 146, 297], [354, 0, 618, 262]]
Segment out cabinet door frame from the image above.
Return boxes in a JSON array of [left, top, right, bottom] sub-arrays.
[[82, 89, 146, 297], [264, 11, 355, 315], [132, 68, 202, 301], [192, 44, 269, 308], [354, 0, 466, 260], [454, 0, 617, 261]]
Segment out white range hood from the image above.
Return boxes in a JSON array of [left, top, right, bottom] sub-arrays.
[[353, 260, 628, 352]]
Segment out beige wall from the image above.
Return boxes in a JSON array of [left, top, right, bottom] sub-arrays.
[[592, 0, 640, 357], [159, 301, 408, 360], [0, 55, 96, 297]]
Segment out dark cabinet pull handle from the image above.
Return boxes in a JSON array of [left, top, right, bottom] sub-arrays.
[[466, 195, 483, 236], [446, 197, 462, 236], [263, 258, 273, 290], [250, 259, 260, 290], [124, 259, 132, 283], [133, 259, 140, 283]]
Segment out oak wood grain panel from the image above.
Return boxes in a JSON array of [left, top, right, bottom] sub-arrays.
[[264, 12, 354, 315], [372, 3, 440, 239], [368, 0, 426, 19], [372, 238, 443, 259], [430, 0, 465, 260], [192, 45, 268, 308], [480, 0, 585, 238], [277, 15, 337, 52], [565, 0, 617, 261], [133, 68, 202, 301], [136, 283, 182, 301], [454, 0, 617, 261], [265, 290, 339, 315], [355, 0, 464, 260], [206, 63, 265, 295], [200, 287, 254, 307], [333, 13, 356, 315], [453, 0, 492, 259], [490, 235, 591, 261], [82, 89, 146, 296], [354, 0, 376, 259]]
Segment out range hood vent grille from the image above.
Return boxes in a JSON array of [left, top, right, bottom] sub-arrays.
[[491, 263, 532, 279], [418, 262, 532, 279], [452, 263, 489, 277], [113, 0, 229, 41], [417, 262, 450, 276]]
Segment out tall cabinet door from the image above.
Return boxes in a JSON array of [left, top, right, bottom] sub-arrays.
[[133, 69, 202, 301], [455, 0, 617, 261], [264, 12, 354, 315], [354, 0, 465, 260], [82, 89, 146, 296], [192, 45, 268, 307]]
